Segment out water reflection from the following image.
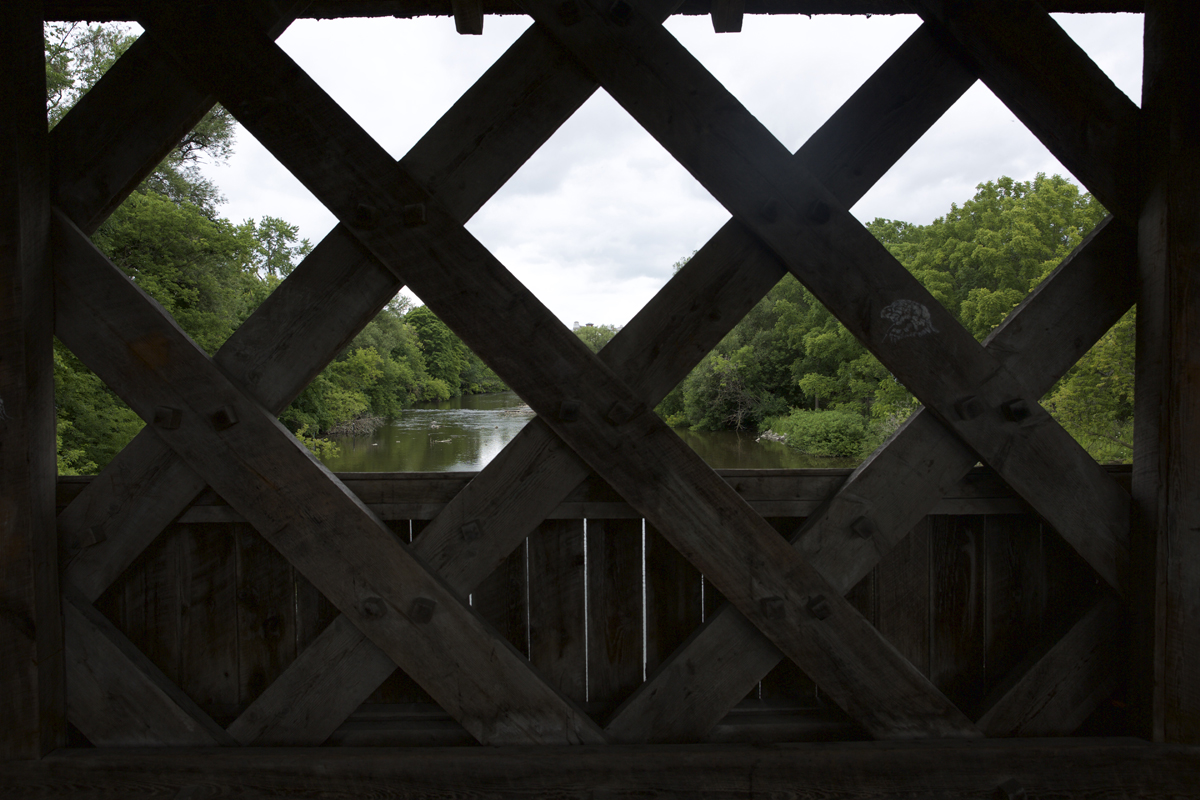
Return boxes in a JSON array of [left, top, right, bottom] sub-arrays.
[[318, 391, 857, 472]]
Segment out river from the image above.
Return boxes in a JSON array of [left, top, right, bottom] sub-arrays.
[[318, 391, 856, 472]]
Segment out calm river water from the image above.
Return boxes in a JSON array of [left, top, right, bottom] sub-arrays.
[[319, 392, 855, 472]]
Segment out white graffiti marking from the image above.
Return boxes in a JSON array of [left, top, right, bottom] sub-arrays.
[[880, 299, 939, 343]]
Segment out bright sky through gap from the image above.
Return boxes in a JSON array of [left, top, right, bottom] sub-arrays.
[[199, 11, 1144, 329]]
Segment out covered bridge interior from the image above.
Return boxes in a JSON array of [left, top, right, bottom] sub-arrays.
[[3, 0, 1200, 796]]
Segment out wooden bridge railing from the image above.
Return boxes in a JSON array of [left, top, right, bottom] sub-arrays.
[[56, 466, 1122, 747]]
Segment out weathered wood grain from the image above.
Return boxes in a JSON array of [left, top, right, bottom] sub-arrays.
[[984, 515, 1047, 687], [977, 594, 1123, 737], [177, 523, 241, 724], [5, 739, 1200, 800], [0, 0, 64, 758], [53, 211, 604, 746], [1132, 0, 1200, 744], [63, 585, 234, 746], [586, 518, 644, 717], [875, 518, 931, 677], [148, 2, 979, 740], [230, 21, 980, 745], [609, 217, 1135, 744], [234, 524, 297, 709], [929, 516, 987, 717], [528, 520, 588, 704], [908, 0, 1141, 223], [56, 14, 600, 611], [523, 0, 1128, 596]]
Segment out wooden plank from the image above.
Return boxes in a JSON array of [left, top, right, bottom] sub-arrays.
[[40, 0, 1153, 21], [0, 0, 63, 759], [234, 523, 297, 711], [929, 516, 987, 718], [908, 0, 1141, 222], [977, 594, 1123, 737], [62, 585, 234, 746], [142, 4, 976, 739], [710, 0, 744, 33], [6, 739, 1200, 800], [222, 21, 979, 745], [470, 538, 529, 655], [1132, 0, 1200, 744], [228, 615, 396, 745], [52, 213, 604, 747], [176, 522, 241, 725], [524, 0, 1129, 597], [527, 520, 587, 704], [642, 524, 703, 679], [586, 518, 643, 718], [610, 217, 1136, 743], [984, 515, 1046, 687], [875, 518, 931, 678], [451, 0, 483, 33]]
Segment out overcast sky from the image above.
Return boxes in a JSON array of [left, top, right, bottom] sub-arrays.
[[199, 11, 1144, 328]]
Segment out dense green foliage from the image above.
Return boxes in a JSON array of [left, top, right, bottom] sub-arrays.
[[660, 174, 1133, 463], [49, 23, 505, 473]]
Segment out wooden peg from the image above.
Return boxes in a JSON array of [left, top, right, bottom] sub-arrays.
[[711, 0, 744, 33], [452, 0, 484, 35]]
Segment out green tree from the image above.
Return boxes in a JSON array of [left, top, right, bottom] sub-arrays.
[[572, 322, 620, 353], [405, 305, 470, 396], [47, 22, 313, 469]]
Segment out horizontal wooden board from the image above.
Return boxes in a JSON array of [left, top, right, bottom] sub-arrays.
[[42, 0, 1148, 22], [3, 739, 1199, 800], [58, 467, 1128, 521]]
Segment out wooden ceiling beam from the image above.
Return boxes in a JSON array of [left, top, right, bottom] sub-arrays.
[[235, 20, 976, 746], [144, 0, 975, 739], [51, 213, 605, 747], [41, 0, 1146, 23]]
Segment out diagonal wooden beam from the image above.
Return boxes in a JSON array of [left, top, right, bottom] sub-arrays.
[[608, 215, 1137, 742], [62, 583, 235, 746], [56, 20, 599, 603], [143, 1, 977, 739], [49, 0, 307, 234], [907, 0, 1141, 223], [976, 593, 1123, 737], [234, 21, 979, 745], [519, 0, 1128, 593], [52, 212, 604, 747]]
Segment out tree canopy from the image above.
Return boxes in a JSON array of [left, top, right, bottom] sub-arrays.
[[659, 174, 1131, 464]]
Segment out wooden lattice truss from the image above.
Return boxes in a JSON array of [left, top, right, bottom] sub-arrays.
[[55, 0, 1138, 746]]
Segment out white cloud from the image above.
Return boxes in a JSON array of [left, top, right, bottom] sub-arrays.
[[200, 11, 1143, 327]]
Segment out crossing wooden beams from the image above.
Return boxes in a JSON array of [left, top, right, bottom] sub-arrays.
[[1132, 0, 1200, 744], [0, 0, 64, 760], [7, 0, 1184, 769]]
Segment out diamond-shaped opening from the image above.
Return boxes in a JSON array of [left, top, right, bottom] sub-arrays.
[[664, 13, 922, 153], [463, 87, 729, 328]]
